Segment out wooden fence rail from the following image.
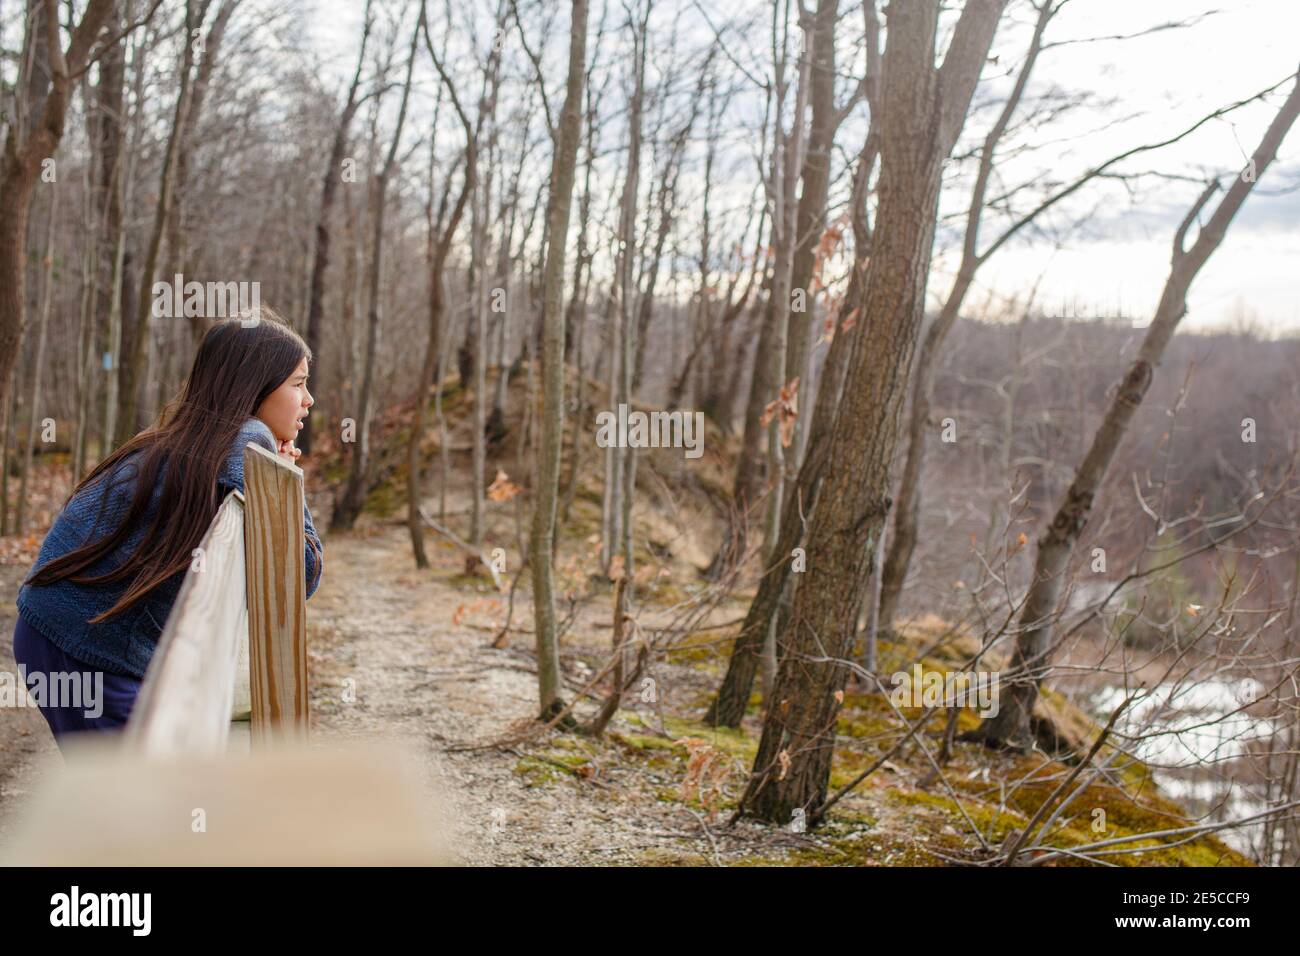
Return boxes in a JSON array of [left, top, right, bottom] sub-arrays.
[[124, 442, 308, 755]]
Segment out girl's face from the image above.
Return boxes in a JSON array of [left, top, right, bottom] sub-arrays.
[[256, 357, 313, 445]]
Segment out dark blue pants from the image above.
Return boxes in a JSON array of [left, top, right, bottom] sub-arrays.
[[10, 614, 142, 748]]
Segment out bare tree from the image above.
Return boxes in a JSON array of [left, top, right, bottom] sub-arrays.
[[972, 68, 1300, 749], [15, 184, 57, 533], [409, 0, 480, 568], [705, 0, 808, 581], [737, 0, 1007, 824], [878, 0, 1058, 633], [299, 0, 374, 456], [598, 0, 650, 576], [116, 0, 206, 447], [530, 0, 590, 718], [0, 0, 118, 426], [331, 6, 420, 532], [704, 1, 882, 728], [704, 131, 876, 727], [781, 0, 870, 466]]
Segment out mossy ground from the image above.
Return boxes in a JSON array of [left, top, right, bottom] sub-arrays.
[[505, 613, 1253, 866]]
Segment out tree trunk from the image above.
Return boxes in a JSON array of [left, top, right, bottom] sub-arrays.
[[704, 248, 861, 726], [706, 17, 808, 580], [630, 64, 706, 394], [740, 0, 1006, 825], [615, 2, 650, 584], [331, 12, 419, 532], [74, 6, 126, 478], [877, 0, 1052, 632], [600, 6, 648, 574], [117, 0, 202, 447], [530, 0, 589, 718], [171, 0, 239, 351], [410, 4, 483, 566], [781, 0, 844, 466], [0, 0, 116, 428], [300, 0, 373, 455], [704, 130, 878, 727], [16, 187, 57, 534]]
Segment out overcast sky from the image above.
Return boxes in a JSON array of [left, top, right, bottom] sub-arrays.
[[300, 0, 1300, 334], [964, 0, 1300, 334]]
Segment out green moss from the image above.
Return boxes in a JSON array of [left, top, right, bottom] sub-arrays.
[[779, 811, 944, 867], [511, 737, 597, 788], [665, 631, 729, 667], [444, 571, 499, 591], [658, 716, 755, 760], [513, 756, 572, 787], [612, 715, 754, 764], [892, 788, 1026, 844], [836, 692, 901, 742], [880, 763, 1252, 866]]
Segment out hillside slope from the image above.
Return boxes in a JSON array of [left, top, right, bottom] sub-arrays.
[[299, 369, 1249, 865]]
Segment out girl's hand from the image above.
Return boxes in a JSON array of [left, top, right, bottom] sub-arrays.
[[277, 438, 302, 464]]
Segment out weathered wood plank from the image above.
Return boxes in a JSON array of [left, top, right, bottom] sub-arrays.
[[242, 442, 309, 745], [232, 614, 251, 721], [124, 491, 247, 756]]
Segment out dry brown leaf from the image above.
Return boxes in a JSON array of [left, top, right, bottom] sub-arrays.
[[759, 377, 800, 448], [487, 469, 522, 502], [676, 737, 735, 819]]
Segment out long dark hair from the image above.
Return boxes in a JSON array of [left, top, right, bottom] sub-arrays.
[[25, 310, 311, 623]]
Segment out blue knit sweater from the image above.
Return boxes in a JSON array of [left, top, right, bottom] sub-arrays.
[[16, 417, 323, 679]]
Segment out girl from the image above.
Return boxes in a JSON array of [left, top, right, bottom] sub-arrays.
[[11, 311, 323, 750]]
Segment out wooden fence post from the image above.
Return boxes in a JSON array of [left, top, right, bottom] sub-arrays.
[[242, 442, 310, 745]]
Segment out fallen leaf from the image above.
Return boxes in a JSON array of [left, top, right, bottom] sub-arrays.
[[487, 469, 522, 502]]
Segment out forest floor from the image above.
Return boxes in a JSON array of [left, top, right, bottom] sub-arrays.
[[0, 375, 1254, 865]]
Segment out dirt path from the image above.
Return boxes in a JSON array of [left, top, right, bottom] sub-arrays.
[[305, 521, 732, 865], [308, 523, 567, 864]]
